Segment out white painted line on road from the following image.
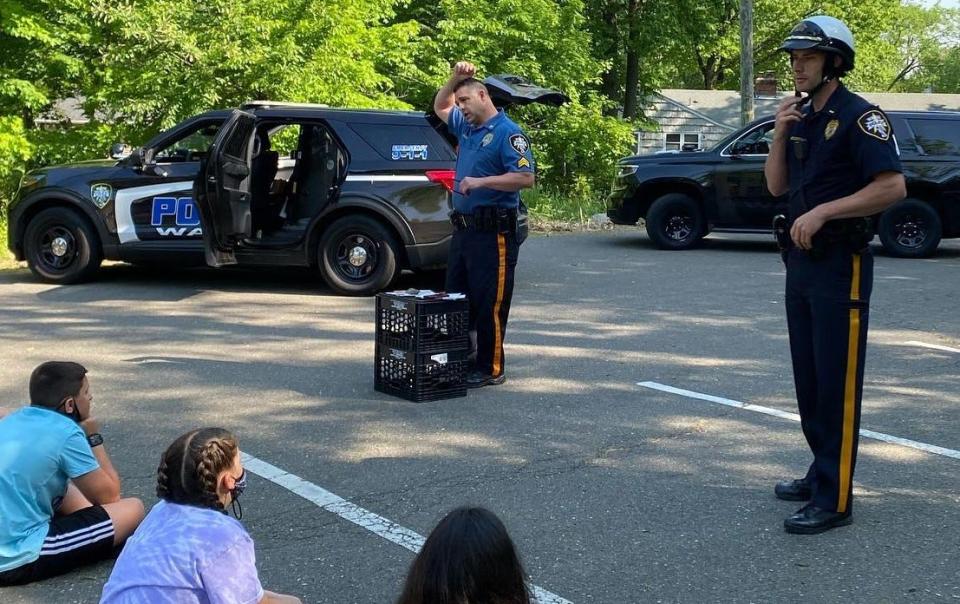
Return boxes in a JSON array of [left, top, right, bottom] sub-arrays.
[[637, 381, 960, 462], [902, 340, 960, 354], [241, 453, 572, 604]]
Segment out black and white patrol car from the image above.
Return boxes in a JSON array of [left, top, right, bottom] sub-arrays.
[[7, 76, 566, 294]]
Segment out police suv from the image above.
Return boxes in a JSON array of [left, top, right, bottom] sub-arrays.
[[7, 76, 566, 294], [607, 110, 960, 257]]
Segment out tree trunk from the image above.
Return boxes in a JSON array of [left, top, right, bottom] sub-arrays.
[[623, 0, 641, 118]]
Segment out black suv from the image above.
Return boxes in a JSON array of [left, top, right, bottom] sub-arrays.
[[607, 110, 960, 257], [7, 76, 565, 294]]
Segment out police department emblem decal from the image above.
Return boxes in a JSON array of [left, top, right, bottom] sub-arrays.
[[824, 119, 839, 140], [90, 184, 113, 208], [481, 133, 494, 147], [858, 110, 891, 141], [509, 134, 529, 155]]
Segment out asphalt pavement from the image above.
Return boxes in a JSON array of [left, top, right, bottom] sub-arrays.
[[2, 229, 959, 603]]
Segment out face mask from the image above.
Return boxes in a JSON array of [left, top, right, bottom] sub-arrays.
[[56, 399, 82, 423], [229, 470, 246, 519]]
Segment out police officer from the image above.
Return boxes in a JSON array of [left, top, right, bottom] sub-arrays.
[[764, 16, 906, 534], [434, 61, 535, 388]]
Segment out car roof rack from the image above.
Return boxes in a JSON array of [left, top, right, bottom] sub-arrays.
[[240, 100, 331, 110]]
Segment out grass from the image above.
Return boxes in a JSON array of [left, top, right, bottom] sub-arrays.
[[0, 219, 23, 270], [524, 187, 609, 228]]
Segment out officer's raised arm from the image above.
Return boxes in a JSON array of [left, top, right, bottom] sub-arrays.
[[434, 61, 476, 125]]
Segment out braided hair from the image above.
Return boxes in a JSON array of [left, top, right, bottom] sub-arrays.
[[156, 428, 239, 512]]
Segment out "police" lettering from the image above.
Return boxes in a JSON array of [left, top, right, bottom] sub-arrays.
[[151, 197, 200, 226]]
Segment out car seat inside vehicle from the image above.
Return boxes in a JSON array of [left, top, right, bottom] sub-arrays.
[[249, 122, 345, 246]]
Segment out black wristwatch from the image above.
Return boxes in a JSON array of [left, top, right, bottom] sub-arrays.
[[87, 433, 104, 448]]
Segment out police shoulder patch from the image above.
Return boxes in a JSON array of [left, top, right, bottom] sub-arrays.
[[509, 134, 529, 155], [858, 109, 891, 141]]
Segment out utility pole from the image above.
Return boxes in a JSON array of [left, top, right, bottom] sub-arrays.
[[740, 0, 754, 126]]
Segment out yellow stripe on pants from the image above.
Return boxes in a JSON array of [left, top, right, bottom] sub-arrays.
[[838, 254, 861, 513], [492, 234, 506, 377]]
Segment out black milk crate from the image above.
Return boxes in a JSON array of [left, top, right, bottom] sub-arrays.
[[375, 293, 469, 353], [374, 343, 467, 402]]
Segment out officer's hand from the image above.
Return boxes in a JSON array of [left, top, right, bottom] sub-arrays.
[[774, 96, 804, 139], [790, 207, 827, 251], [459, 176, 483, 196], [453, 62, 476, 81]]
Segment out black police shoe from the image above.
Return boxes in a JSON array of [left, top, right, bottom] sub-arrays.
[[783, 504, 852, 535], [465, 370, 506, 389], [774, 478, 812, 501]]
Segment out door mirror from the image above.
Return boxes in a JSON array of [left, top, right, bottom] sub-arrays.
[[110, 143, 133, 160]]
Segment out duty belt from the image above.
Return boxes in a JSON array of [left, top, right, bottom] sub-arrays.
[[450, 207, 518, 233]]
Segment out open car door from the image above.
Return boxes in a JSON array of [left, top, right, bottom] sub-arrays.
[[194, 109, 256, 267]]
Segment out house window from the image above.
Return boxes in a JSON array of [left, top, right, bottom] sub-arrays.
[[664, 132, 701, 152]]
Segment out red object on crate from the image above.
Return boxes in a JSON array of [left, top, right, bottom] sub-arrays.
[[374, 292, 469, 402]]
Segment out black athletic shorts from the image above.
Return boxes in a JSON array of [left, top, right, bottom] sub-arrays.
[[0, 505, 115, 586]]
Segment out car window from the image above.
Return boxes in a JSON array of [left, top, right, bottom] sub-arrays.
[[350, 123, 456, 162], [888, 116, 918, 156], [154, 122, 222, 163], [908, 118, 960, 156], [727, 122, 775, 155]]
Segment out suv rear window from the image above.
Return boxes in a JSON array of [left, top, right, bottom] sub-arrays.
[[350, 123, 456, 162], [907, 118, 960, 156]]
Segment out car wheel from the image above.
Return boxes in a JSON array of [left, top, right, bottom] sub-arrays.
[[645, 193, 705, 250], [23, 207, 103, 283], [878, 199, 941, 258], [318, 215, 400, 295]]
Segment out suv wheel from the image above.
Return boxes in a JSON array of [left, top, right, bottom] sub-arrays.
[[645, 193, 705, 250], [23, 207, 103, 283], [878, 199, 941, 258], [319, 215, 400, 295]]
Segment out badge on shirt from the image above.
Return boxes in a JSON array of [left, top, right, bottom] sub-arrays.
[[824, 119, 839, 140], [517, 157, 530, 169], [481, 133, 494, 147], [509, 134, 529, 155], [858, 110, 891, 141]]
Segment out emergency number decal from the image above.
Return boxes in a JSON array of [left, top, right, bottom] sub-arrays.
[[391, 144, 428, 160], [858, 110, 891, 141], [509, 134, 529, 155]]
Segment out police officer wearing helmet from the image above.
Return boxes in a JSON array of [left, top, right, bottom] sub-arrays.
[[434, 61, 535, 388], [764, 16, 906, 534]]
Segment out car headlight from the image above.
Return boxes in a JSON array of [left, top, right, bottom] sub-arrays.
[[617, 164, 639, 178], [17, 173, 44, 194]]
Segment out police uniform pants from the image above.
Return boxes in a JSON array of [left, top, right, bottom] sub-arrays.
[[785, 246, 872, 514], [445, 228, 519, 377]]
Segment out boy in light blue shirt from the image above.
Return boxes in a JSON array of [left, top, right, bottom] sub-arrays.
[[0, 361, 144, 586]]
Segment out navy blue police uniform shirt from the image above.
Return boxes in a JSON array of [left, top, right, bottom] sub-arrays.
[[447, 105, 535, 214], [787, 84, 902, 221]]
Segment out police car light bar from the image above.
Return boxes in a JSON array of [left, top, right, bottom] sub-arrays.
[[425, 170, 456, 193]]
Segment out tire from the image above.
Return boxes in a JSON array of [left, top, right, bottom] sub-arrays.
[[318, 215, 400, 295], [878, 199, 942, 258], [23, 207, 103, 283], [644, 193, 705, 250]]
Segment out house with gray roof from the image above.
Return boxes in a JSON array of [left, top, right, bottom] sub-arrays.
[[636, 85, 960, 155]]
